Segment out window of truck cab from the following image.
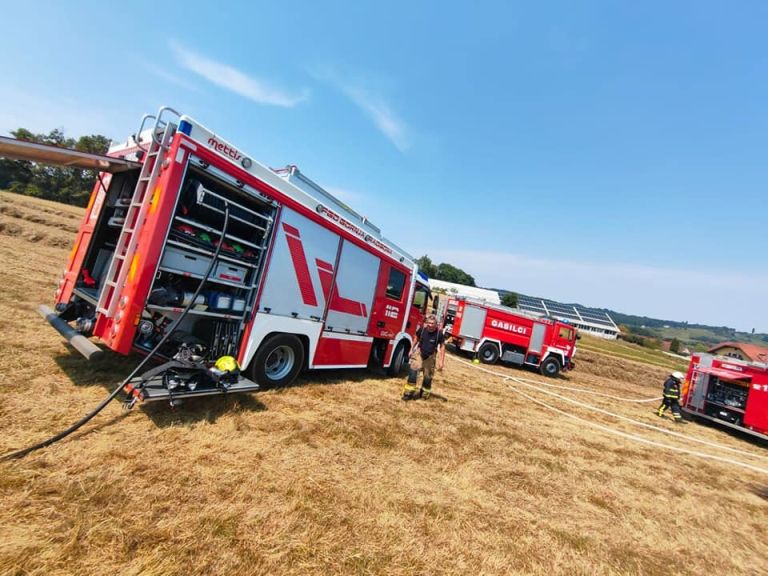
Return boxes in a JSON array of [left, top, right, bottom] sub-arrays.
[[386, 268, 406, 300], [412, 284, 429, 313], [559, 326, 574, 340]]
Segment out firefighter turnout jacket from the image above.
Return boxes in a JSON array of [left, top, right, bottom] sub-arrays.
[[662, 376, 681, 399]]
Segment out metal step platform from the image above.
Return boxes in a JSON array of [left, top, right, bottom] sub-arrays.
[[129, 373, 260, 403]]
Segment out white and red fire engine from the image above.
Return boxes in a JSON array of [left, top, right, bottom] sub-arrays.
[[442, 297, 577, 376], [4, 107, 430, 401], [681, 353, 768, 440]]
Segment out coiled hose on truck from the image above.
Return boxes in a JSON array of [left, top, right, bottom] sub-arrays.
[[1, 204, 231, 461]]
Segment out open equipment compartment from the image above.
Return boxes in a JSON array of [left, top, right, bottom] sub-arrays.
[[139, 156, 277, 361]]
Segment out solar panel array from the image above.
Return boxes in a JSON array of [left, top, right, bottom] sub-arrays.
[[516, 294, 618, 330]]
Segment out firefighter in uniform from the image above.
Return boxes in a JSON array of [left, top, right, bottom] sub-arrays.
[[657, 371, 685, 421], [402, 314, 445, 400]]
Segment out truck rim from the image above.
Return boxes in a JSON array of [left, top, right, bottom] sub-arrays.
[[265, 345, 295, 381]]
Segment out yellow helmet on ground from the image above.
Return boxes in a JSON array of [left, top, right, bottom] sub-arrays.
[[214, 355, 240, 373]]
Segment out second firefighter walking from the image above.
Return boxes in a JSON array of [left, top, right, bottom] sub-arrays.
[[657, 371, 685, 422]]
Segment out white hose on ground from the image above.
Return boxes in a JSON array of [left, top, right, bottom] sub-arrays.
[[453, 357, 768, 466], [509, 385, 768, 475], [504, 373, 662, 403]]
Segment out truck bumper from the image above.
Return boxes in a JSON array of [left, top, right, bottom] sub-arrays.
[[38, 304, 104, 361]]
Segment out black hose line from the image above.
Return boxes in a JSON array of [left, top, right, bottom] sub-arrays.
[[1, 204, 231, 461]]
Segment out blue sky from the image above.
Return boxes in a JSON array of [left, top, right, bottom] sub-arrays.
[[3, 1, 767, 332]]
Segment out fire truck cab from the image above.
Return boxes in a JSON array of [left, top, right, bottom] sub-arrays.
[[443, 297, 577, 377]]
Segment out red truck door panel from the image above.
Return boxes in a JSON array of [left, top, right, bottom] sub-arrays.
[[369, 263, 408, 338]]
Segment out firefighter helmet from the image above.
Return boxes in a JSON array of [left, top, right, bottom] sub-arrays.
[[671, 371, 685, 381], [215, 355, 240, 373]]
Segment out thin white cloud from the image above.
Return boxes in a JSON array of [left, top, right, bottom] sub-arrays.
[[144, 63, 199, 92], [341, 85, 411, 152], [313, 67, 411, 152], [425, 249, 768, 332], [170, 41, 308, 107]]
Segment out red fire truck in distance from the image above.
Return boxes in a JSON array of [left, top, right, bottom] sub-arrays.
[[681, 353, 768, 440], [23, 107, 430, 402], [443, 297, 577, 376]]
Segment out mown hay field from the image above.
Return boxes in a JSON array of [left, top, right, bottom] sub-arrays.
[[1, 190, 766, 576]]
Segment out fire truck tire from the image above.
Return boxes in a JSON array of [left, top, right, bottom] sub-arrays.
[[249, 334, 305, 388], [478, 342, 500, 364], [540, 356, 561, 377], [386, 341, 408, 376]]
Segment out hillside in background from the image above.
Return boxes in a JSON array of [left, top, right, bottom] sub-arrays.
[[495, 290, 767, 350], [606, 310, 768, 348]]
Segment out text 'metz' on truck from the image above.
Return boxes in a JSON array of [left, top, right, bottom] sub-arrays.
[[681, 353, 768, 440], [24, 107, 431, 403], [442, 297, 577, 377]]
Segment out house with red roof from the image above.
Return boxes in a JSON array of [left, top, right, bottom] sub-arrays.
[[708, 341, 768, 363]]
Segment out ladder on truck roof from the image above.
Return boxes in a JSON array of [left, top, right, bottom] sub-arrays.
[[96, 120, 177, 318]]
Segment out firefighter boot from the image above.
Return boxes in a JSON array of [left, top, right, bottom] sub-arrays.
[[420, 377, 433, 400], [402, 370, 419, 401]]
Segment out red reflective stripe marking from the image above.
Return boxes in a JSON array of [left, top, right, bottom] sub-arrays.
[[316, 259, 334, 272], [282, 223, 300, 236], [282, 223, 318, 306], [315, 259, 334, 301]]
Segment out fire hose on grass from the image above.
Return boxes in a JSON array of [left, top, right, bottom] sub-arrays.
[[454, 357, 768, 475], [1, 204, 231, 461]]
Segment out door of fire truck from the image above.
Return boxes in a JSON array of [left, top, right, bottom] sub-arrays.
[[526, 323, 547, 362], [369, 263, 410, 339]]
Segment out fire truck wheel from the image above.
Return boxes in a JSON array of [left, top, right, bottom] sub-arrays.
[[477, 342, 500, 364], [249, 334, 305, 388], [386, 341, 408, 376], [540, 356, 561, 377]]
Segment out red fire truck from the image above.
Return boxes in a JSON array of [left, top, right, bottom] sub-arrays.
[[681, 353, 768, 440], [442, 297, 577, 376], [4, 107, 429, 402]]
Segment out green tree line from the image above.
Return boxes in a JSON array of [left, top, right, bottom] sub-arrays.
[[0, 128, 111, 206], [416, 255, 476, 286]]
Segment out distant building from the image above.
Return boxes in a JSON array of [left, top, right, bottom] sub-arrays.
[[708, 342, 768, 364], [516, 294, 621, 340], [428, 279, 501, 305]]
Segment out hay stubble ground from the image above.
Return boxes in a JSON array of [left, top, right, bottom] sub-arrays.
[[1, 191, 766, 575]]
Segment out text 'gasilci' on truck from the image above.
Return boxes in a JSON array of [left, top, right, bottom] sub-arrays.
[[6, 107, 432, 405]]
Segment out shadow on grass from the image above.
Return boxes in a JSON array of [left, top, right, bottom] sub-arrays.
[[751, 485, 768, 501], [686, 414, 768, 449], [53, 348, 143, 389], [141, 393, 268, 428]]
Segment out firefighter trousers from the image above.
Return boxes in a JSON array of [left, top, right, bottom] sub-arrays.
[[657, 397, 682, 420], [402, 354, 437, 399]]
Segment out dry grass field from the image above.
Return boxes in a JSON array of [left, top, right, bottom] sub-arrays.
[[1, 190, 767, 576]]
